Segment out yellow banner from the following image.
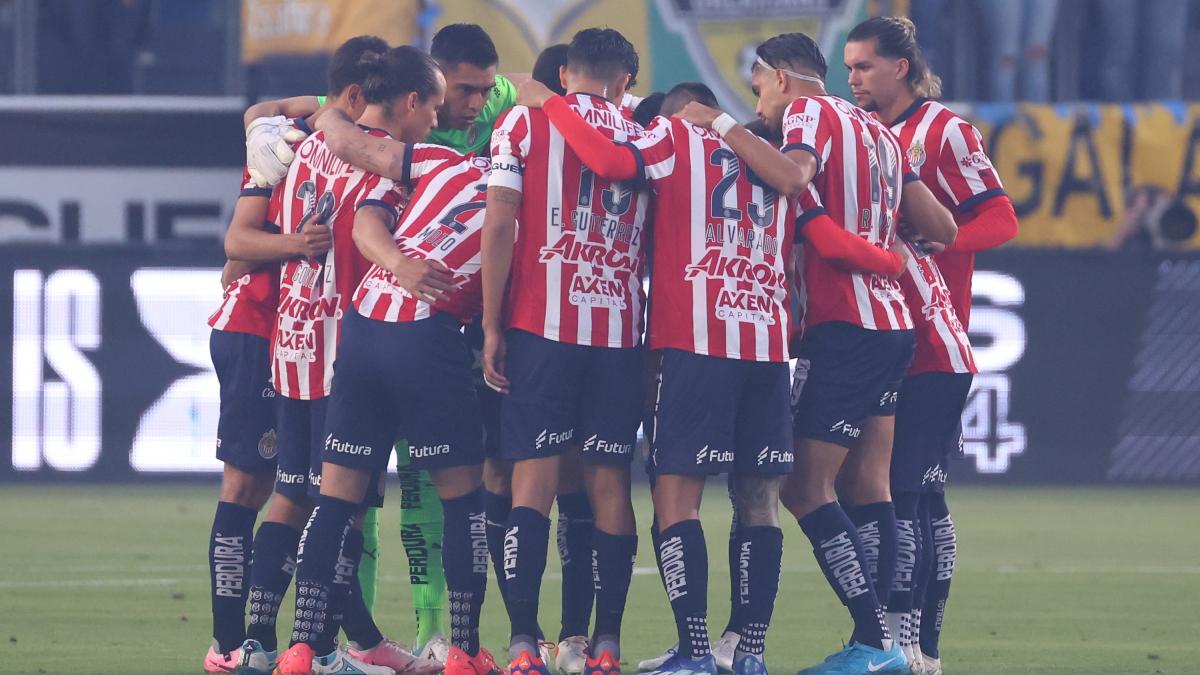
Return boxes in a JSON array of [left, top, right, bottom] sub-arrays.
[[242, 0, 421, 63], [963, 102, 1200, 249]]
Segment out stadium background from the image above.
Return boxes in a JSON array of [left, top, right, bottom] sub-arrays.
[[0, 2, 1198, 674]]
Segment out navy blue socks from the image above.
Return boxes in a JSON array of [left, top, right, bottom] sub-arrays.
[[209, 501, 257, 653]]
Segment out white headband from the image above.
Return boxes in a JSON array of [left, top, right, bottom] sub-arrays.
[[754, 55, 826, 87]]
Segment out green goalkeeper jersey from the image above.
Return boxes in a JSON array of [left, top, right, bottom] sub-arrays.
[[317, 74, 516, 155]]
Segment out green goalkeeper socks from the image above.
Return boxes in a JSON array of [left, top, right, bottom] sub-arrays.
[[396, 445, 446, 647], [358, 506, 381, 611]]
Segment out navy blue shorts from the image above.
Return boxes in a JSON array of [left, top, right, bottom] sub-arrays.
[[465, 322, 502, 459], [211, 330, 279, 474], [275, 396, 327, 502], [650, 350, 793, 476], [891, 372, 973, 494], [792, 322, 915, 447], [323, 311, 484, 488], [501, 329, 641, 465]]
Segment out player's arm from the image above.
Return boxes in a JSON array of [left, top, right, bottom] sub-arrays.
[[900, 179, 957, 245], [220, 260, 257, 288], [518, 81, 640, 180], [315, 108, 410, 181], [480, 185, 520, 394], [945, 195, 1018, 252], [243, 96, 321, 127], [353, 205, 453, 304], [674, 101, 815, 197], [224, 195, 330, 262], [801, 212, 906, 277]]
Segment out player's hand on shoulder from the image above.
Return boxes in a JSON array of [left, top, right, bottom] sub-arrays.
[[674, 101, 722, 129], [298, 222, 333, 258], [516, 79, 556, 109], [246, 115, 306, 187], [392, 256, 454, 306], [481, 329, 510, 394]]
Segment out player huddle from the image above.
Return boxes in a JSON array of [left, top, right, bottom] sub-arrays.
[[203, 17, 1017, 675]]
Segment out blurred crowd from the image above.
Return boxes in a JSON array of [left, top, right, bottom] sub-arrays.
[[1, 0, 1197, 101]]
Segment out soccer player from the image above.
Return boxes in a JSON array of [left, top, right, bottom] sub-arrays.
[[241, 26, 532, 660], [272, 74, 511, 675], [264, 45, 445, 675], [203, 125, 319, 673], [480, 27, 646, 675], [238, 46, 443, 675], [744, 32, 956, 674], [519, 68, 911, 675], [844, 17, 1017, 674], [201, 36, 383, 675]]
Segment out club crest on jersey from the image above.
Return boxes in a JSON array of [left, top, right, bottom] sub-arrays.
[[258, 429, 278, 459], [907, 140, 926, 171], [653, 0, 858, 120]]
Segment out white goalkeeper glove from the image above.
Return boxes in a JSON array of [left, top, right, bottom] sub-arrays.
[[245, 115, 309, 188]]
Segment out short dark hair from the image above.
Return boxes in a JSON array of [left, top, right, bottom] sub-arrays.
[[532, 44, 569, 95], [632, 92, 665, 127], [755, 32, 827, 80], [661, 81, 718, 117], [328, 35, 390, 95], [567, 27, 639, 86], [360, 46, 441, 106], [430, 23, 499, 70]]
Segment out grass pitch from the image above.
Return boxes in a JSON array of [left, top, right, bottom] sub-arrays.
[[0, 484, 1197, 674]]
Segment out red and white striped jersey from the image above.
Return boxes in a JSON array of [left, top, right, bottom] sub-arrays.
[[355, 150, 491, 323], [784, 95, 914, 331], [889, 98, 1005, 329], [898, 241, 976, 374], [634, 116, 795, 362], [272, 127, 407, 400], [208, 168, 280, 338], [489, 93, 650, 348]]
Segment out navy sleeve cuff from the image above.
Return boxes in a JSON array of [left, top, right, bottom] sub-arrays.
[[620, 141, 648, 188], [400, 143, 415, 187], [262, 221, 281, 235], [958, 188, 1007, 213], [782, 142, 822, 173], [793, 207, 828, 242], [240, 187, 272, 198], [903, 172, 921, 184]]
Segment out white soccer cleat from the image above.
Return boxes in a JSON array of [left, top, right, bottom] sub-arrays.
[[637, 644, 678, 672], [313, 644, 396, 675], [349, 639, 442, 674], [540, 642, 555, 670], [555, 636, 589, 675], [921, 653, 942, 675], [712, 631, 740, 674], [414, 634, 451, 665]]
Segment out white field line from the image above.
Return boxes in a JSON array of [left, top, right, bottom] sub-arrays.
[[6, 564, 1199, 590]]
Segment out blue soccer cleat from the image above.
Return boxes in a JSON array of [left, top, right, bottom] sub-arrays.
[[644, 652, 718, 675], [796, 642, 907, 675], [731, 653, 767, 675]]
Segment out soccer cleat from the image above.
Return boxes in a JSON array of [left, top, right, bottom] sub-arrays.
[[349, 639, 442, 674], [540, 643, 555, 671], [796, 642, 907, 675], [272, 643, 315, 675], [583, 648, 621, 675], [919, 654, 941, 675], [205, 640, 243, 673], [730, 654, 766, 675], [415, 634, 451, 665], [901, 645, 923, 674], [508, 648, 554, 675], [312, 644, 396, 675], [236, 639, 278, 675], [555, 636, 589, 675], [643, 652, 717, 675], [712, 632, 740, 674], [445, 645, 501, 675], [637, 644, 678, 672]]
